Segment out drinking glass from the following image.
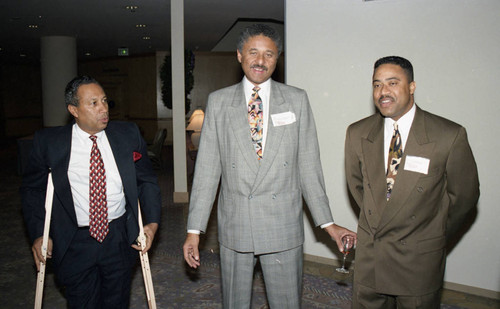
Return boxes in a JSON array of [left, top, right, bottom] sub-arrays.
[[336, 235, 355, 273]]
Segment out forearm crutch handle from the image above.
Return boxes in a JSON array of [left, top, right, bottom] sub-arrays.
[[137, 201, 157, 309], [34, 172, 54, 309]]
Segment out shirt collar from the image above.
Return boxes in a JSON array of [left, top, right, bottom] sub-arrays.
[[73, 123, 105, 140], [243, 76, 271, 95], [384, 103, 416, 134]]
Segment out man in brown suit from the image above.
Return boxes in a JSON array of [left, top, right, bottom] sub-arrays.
[[344, 56, 479, 308]]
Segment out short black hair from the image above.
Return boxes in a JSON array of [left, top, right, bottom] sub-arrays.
[[237, 24, 282, 55], [374, 56, 414, 82], [65, 75, 101, 107]]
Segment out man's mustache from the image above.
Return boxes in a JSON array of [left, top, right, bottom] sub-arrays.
[[251, 64, 268, 71]]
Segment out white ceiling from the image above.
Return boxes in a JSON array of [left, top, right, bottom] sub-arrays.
[[0, 0, 284, 63]]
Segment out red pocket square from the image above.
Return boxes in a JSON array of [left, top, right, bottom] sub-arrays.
[[133, 151, 142, 162]]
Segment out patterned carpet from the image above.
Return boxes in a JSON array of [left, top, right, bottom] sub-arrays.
[[0, 142, 468, 308]]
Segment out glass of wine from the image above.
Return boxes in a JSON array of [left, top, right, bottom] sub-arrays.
[[336, 235, 355, 274]]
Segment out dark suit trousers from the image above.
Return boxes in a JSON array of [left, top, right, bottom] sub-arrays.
[[353, 283, 441, 309], [56, 215, 137, 309]]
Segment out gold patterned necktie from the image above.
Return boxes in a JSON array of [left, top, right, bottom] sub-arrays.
[[248, 86, 263, 159], [89, 135, 109, 242], [386, 123, 403, 200]]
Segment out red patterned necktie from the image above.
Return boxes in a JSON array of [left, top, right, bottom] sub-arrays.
[[386, 123, 403, 200], [248, 86, 263, 159], [89, 135, 109, 242]]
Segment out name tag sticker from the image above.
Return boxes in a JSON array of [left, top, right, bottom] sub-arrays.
[[404, 156, 430, 175], [271, 111, 296, 126]]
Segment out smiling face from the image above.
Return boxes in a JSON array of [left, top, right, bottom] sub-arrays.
[[237, 34, 279, 86], [372, 63, 416, 121], [67, 83, 109, 135]]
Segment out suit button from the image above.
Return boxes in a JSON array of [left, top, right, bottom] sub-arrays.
[[368, 209, 372, 215], [411, 215, 416, 220], [232, 163, 236, 168], [283, 161, 288, 167], [417, 187, 424, 193], [249, 195, 254, 199], [367, 183, 371, 189], [400, 240, 407, 245], [272, 194, 277, 199]]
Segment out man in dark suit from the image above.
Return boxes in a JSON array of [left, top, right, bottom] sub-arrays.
[[345, 56, 480, 308], [182, 24, 356, 308], [21, 76, 161, 308]]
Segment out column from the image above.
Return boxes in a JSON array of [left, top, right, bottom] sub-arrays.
[[171, 0, 189, 203], [40, 36, 77, 127]]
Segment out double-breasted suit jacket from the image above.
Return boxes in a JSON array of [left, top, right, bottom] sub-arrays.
[[345, 106, 479, 295], [187, 80, 334, 255], [21, 121, 162, 268]]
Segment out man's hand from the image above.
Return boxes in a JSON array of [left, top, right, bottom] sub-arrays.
[[131, 222, 158, 253], [324, 224, 357, 253], [32, 236, 53, 272], [183, 233, 201, 269]]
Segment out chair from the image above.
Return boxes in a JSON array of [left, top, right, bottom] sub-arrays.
[[147, 128, 167, 170]]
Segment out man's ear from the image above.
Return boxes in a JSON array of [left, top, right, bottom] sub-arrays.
[[67, 105, 78, 118], [410, 81, 416, 95], [237, 49, 242, 63]]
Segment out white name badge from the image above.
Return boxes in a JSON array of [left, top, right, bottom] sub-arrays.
[[404, 156, 430, 175], [271, 111, 296, 126]]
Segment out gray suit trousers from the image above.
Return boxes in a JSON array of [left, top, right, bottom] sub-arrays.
[[219, 245, 303, 309]]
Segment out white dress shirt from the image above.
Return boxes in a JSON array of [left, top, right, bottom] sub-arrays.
[[68, 124, 126, 227], [384, 103, 416, 172]]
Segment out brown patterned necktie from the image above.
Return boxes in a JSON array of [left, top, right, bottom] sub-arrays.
[[386, 123, 403, 200], [89, 135, 109, 242], [248, 86, 263, 159]]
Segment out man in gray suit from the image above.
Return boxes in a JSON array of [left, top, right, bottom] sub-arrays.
[[345, 56, 479, 308], [183, 24, 356, 308]]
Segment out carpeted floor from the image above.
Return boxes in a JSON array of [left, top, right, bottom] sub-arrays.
[[0, 141, 494, 308]]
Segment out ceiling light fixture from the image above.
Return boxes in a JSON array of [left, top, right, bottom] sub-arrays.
[[125, 5, 138, 12], [142, 36, 150, 40], [28, 24, 38, 29], [136, 24, 147, 28]]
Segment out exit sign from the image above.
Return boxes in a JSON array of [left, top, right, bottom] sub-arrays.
[[118, 48, 129, 56]]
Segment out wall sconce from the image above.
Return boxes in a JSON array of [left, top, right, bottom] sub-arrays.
[[186, 109, 204, 148]]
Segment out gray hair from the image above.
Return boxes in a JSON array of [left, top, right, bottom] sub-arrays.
[[237, 24, 282, 55]]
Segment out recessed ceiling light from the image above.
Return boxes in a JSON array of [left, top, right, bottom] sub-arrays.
[[20, 53, 26, 57], [125, 5, 138, 12], [142, 36, 151, 40], [136, 24, 147, 28], [84, 52, 92, 56], [28, 24, 38, 29]]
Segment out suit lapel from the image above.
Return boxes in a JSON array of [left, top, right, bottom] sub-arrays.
[[228, 82, 260, 174], [362, 116, 386, 227], [52, 124, 78, 225], [377, 107, 435, 232], [105, 126, 135, 200], [251, 81, 288, 192]]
